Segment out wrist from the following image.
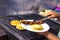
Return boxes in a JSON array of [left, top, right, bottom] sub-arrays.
[[56, 12, 60, 18], [42, 32, 60, 40], [41, 31, 50, 37], [57, 14, 60, 18]]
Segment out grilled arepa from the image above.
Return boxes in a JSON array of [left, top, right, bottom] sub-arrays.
[[16, 23, 25, 30], [10, 20, 19, 26], [31, 24, 43, 30]]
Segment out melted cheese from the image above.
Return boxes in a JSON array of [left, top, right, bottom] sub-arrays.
[[31, 24, 43, 30]]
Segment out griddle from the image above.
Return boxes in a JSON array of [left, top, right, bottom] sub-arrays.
[[0, 14, 60, 40]]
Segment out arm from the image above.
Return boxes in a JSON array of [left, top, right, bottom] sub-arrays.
[[42, 32, 60, 40], [37, 32, 60, 40], [56, 13, 60, 18]]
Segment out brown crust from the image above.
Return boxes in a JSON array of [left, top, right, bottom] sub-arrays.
[[21, 20, 43, 25]]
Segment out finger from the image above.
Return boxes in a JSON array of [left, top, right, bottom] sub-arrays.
[[48, 15, 55, 18]]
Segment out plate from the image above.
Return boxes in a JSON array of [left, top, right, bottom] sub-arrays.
[[24, 20, 34, 22], [21, 20, 50, 32]]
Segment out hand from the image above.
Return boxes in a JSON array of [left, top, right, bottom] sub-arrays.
[[36, 31, 60, 40], [36, 31, 50, 36], [47, 11, 58, 18]]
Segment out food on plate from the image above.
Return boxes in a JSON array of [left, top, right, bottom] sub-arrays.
[[20, 20, 43, 25], [35, 20, 43, 24], [31, 24, 43, 30], [16, 23, 25, 30], [21, 21, 34, 25], [10, 20, 19, 26], [20, 20, 34, 25], [39, 10, 51, 16]]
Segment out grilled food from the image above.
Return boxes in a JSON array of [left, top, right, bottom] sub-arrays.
[[20, 20, 33, 25], [31, 24, 43, 30], [16, 23, 25, 30], [10, 20, 25, 30], [39, 10, 51, 16], [10, 20, 19, 26], [10, 20, 43, 31], [20, 20, 41, 25]]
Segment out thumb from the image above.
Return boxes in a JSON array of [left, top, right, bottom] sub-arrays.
[[48, 15, 55, 18]]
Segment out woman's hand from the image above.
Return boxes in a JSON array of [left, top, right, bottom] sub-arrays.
[[47, 11, 59, 18], [36, 31, 50, 36], [36, 31, 60, 40]]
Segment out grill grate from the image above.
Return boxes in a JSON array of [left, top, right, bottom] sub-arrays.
[[0, 14, 45, 40], [0, 14, 60, 40]]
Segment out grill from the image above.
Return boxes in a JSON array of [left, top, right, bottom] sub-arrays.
[[0, 14, 60, 40], [0, 0, 60, 40]]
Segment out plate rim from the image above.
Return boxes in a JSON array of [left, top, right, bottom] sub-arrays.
[[21, 22, 50, 32]]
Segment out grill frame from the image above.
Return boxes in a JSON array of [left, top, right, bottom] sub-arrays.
[[0, 14, 60, 40]]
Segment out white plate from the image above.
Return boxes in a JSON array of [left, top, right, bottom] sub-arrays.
[[24, 20, 34, 22], [21, 20, 50, 32]]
